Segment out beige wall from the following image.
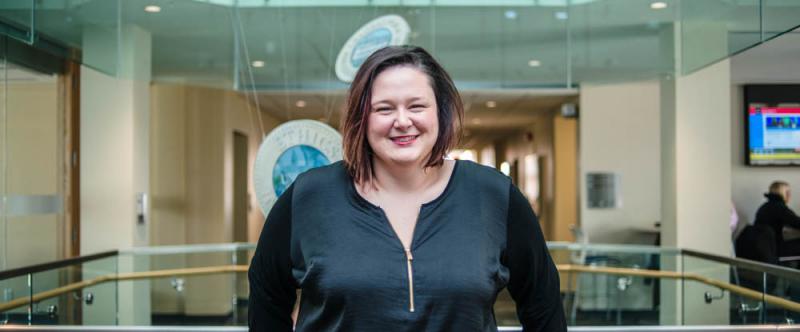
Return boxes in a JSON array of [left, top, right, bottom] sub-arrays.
[[149, 83, 281, 315], [579, 80, 663, 244], [0, 80, 63, 316], [1, 81, 62, 269]]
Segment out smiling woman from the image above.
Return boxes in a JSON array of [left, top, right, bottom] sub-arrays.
[[248, 46, 566, 332]]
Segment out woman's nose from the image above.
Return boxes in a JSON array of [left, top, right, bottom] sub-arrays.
[[394, 109, 412, 128]]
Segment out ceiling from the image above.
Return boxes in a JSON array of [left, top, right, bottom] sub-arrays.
[[4, 0, 799, 90], [0, 0, 797, 147]]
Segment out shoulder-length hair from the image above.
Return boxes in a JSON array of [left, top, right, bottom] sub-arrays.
[[340, 45, 464, 185]]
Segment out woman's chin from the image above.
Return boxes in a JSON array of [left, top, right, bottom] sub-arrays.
[[381, 153, 424, 167]]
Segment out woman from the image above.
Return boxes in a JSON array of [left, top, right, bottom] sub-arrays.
[[249, 46, 565, 331]]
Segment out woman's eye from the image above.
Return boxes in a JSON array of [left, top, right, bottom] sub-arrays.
[[410, 105, 426, 111], [375, 108, 392, 113]]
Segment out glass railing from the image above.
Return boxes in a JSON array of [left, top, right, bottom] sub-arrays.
[[3, 242, 800, 329]]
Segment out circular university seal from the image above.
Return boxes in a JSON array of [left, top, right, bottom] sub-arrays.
[[335, 14, 411, 82], [253, 120, 342, 215]]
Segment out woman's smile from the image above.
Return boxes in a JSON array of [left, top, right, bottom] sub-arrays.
[[390, 134, 419, 146]]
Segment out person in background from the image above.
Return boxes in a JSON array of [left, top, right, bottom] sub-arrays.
[[754, 181, 800, 257]]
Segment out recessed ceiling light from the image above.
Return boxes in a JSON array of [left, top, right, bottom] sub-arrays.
[[504, 10, 517, 20], [528, 59, 541, 67], [554, 11, 568, 20], [295, 100, 306, 108], [251, 60, 265, 68], [650, 2, 667, 9], [486, 101, 497, 108], [144, 5, 161, 13]]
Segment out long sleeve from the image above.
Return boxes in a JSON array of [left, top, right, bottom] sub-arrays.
[[780, 205, 800, 230], [503, 185, 567, 332], [248, 184, 297, 331]]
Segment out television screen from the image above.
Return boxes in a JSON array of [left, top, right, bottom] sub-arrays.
[[747, 105, 800, 165]]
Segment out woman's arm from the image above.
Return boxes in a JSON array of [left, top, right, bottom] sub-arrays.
[[248, 184, 297, 331], [504, 185, 567, 331]]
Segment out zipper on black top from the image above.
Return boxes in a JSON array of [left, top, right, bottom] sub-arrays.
[[405, 248, 415, 312]]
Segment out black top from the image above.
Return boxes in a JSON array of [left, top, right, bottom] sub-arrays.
[[248, 160, 565, 331], [754, 193, 800, 246]]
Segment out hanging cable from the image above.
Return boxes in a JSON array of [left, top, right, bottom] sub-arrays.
[[233, 4, 266, 138]]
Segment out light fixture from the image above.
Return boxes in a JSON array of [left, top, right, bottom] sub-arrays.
[[295, 100, 306, 108], [528, 59, 541, 67], [504, 10, 518, 20], [650, 2, 667, 9], [554, 11, 568, 20], [486, 101, 497, 108], [144, 5, 161, 13], [251, 60, 265, 68]]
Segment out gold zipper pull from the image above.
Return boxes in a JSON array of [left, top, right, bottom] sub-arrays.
[[405, 248, 415, 313]]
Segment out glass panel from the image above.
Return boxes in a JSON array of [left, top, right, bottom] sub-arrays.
[[234, 247, 252, 325], [531, 244, 682, 327], [1, 61, 63, 271], [0, 52, 5, 273], [120, 0, 233, 87], [0, 0, 34, 43], [762, 0, 800, 41], [30, 0, 119, 76], [79, 256, 119, 325], [0, 274, 32, 324], [137, 251, 237, 325], [680, 0, 761, 74], [26, 256, 118, 326], [729, 265, 767, 325], [570, 0, 677, 84], [681, 255, 732, 325], [29, 266, 77, 325], [762, 265, 800, 324]]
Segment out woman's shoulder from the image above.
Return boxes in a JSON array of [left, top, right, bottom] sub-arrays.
[[291, 160, 349, 195], [453, 160, 512, 195], [455, 159, 511, 184]]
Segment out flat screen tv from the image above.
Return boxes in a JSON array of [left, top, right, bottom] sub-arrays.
[[745, 85, 800, 166]]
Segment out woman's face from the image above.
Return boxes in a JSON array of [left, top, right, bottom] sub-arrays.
[[367, 66, 439, 168]]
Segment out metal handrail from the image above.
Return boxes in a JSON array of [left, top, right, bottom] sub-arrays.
[[0, 251, 117, 280], [3, 264, 800, 314], [548, 241, 682, 255], [682, 248, 800, 282], [118, 243, 255, 256]]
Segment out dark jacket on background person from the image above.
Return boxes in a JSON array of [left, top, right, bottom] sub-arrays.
[[753, 193, 800, 255], [248, 160, 566, 332]]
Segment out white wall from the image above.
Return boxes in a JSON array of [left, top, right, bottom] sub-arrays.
[[80, 66, 140, 254], [659, 59, 732, 325], [579, 80, 662, 244], [80, 24, 152, 325]]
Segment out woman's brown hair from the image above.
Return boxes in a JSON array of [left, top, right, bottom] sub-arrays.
[[341, 45, 464, 185]]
